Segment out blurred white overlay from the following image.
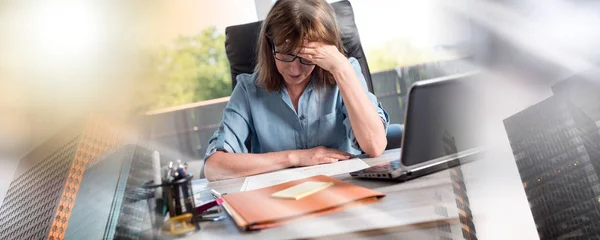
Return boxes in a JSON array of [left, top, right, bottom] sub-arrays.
[[0, 1, 598, 238], [0, 0, 259, 202], [444, 0, 600, 82], [0, 0, 147, 202]]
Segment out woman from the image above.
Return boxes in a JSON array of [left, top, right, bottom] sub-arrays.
[[203, 0, 389, 181]]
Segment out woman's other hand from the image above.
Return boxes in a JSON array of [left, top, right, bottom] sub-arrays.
[[290, 146, 353, 167]]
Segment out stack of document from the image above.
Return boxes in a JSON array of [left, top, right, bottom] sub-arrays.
[[241, 158, 369, 191]]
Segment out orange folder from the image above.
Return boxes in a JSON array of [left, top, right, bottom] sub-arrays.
[[221, 175, 385, 231]]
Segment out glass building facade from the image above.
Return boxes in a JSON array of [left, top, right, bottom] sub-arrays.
[[504, 77, 600, 239], [0, 118, 133, 240], [65, 144, 154, 240]]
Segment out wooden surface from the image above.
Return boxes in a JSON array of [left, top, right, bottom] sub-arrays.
[[181, 149, 473, 239]]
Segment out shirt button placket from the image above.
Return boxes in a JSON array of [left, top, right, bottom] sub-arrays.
[[298, 92, 309, 150], [295, 116, 303, 149], [299, 114, 308, 149]]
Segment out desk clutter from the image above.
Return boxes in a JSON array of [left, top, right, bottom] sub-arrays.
[[221, 175, 385, 231], [142, 151, 225, 238], [141, 151, 385, 237]]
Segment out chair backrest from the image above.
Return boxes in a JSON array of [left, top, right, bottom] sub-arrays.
[[224, 0, 374, 93]]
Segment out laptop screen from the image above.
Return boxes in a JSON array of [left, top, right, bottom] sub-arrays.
[[400, 74, 482, 167]]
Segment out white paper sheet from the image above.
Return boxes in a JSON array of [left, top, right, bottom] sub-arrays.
[[240, 158, 369, 191], [191, 178, 212, 205]]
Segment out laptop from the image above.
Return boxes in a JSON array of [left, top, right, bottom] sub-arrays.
[[350, 72, 484, 181]]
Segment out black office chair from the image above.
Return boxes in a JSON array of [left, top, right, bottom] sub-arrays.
[[224, 0, 402, 150]]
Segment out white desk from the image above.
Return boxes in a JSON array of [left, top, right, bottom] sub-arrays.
[[181, 149, 476, 239]]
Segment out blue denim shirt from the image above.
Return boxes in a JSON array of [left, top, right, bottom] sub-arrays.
[[204, 57, 389, 159]]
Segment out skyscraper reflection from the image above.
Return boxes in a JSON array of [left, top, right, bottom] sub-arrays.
[[504, 76, 600, 239]]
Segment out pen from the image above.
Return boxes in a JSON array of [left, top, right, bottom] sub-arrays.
[[211, 189, 223, 199], [166, 161, 174, 182], [198, 215, 226, 222], [195, 198, 223, 214], [175, 159, 183, 178], [177, 161, 194, 213]]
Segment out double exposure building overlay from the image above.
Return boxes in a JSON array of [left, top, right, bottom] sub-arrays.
[[64, 144, 154, 240], [0, 118, 134, 240], [504, 77, 600, 239]]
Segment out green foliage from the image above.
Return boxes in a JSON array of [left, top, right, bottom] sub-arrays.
[[134, 27, 231, 113]]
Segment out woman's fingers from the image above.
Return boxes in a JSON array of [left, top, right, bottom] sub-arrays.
[[330, 148, 353, 158], [296, 52, 311, 59], [297, 48, 315, 58], [303, 41, 322, 48], [320, 157, 339, 164], [299, 42, 325, 56], [325, 149, 353, 160], [300, 44, 338, 60], [326, 152, 350, 160]]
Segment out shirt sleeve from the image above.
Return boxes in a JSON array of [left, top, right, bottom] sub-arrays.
[[204, 74, 254, 160], [341, 57, 390, 151]]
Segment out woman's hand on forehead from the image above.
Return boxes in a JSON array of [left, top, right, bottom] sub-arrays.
[[298, 42, 350, 74]]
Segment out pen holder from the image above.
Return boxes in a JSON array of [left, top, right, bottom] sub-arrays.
[[143, 174, 199, 237]]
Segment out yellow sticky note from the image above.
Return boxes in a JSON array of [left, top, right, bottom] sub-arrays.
[[271, 181, 334, 200]]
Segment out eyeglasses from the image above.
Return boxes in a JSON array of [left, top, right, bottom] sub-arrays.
[[271, 41, 315, 65]]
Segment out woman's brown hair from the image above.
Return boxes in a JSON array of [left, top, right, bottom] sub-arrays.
[[255, 0, 346, 92]]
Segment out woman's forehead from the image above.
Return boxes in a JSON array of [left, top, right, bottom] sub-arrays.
[[273, 39, 296, 51], [275, 38, 299, 45], [274, 38, 310, 51]]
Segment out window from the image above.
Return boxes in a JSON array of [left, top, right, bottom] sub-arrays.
[[592, 184, 600, 193], [341, 0, 474, 124], [133, 0, 260, 159], [589, 174, 599, 183], [136, 0, 259, 112]]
